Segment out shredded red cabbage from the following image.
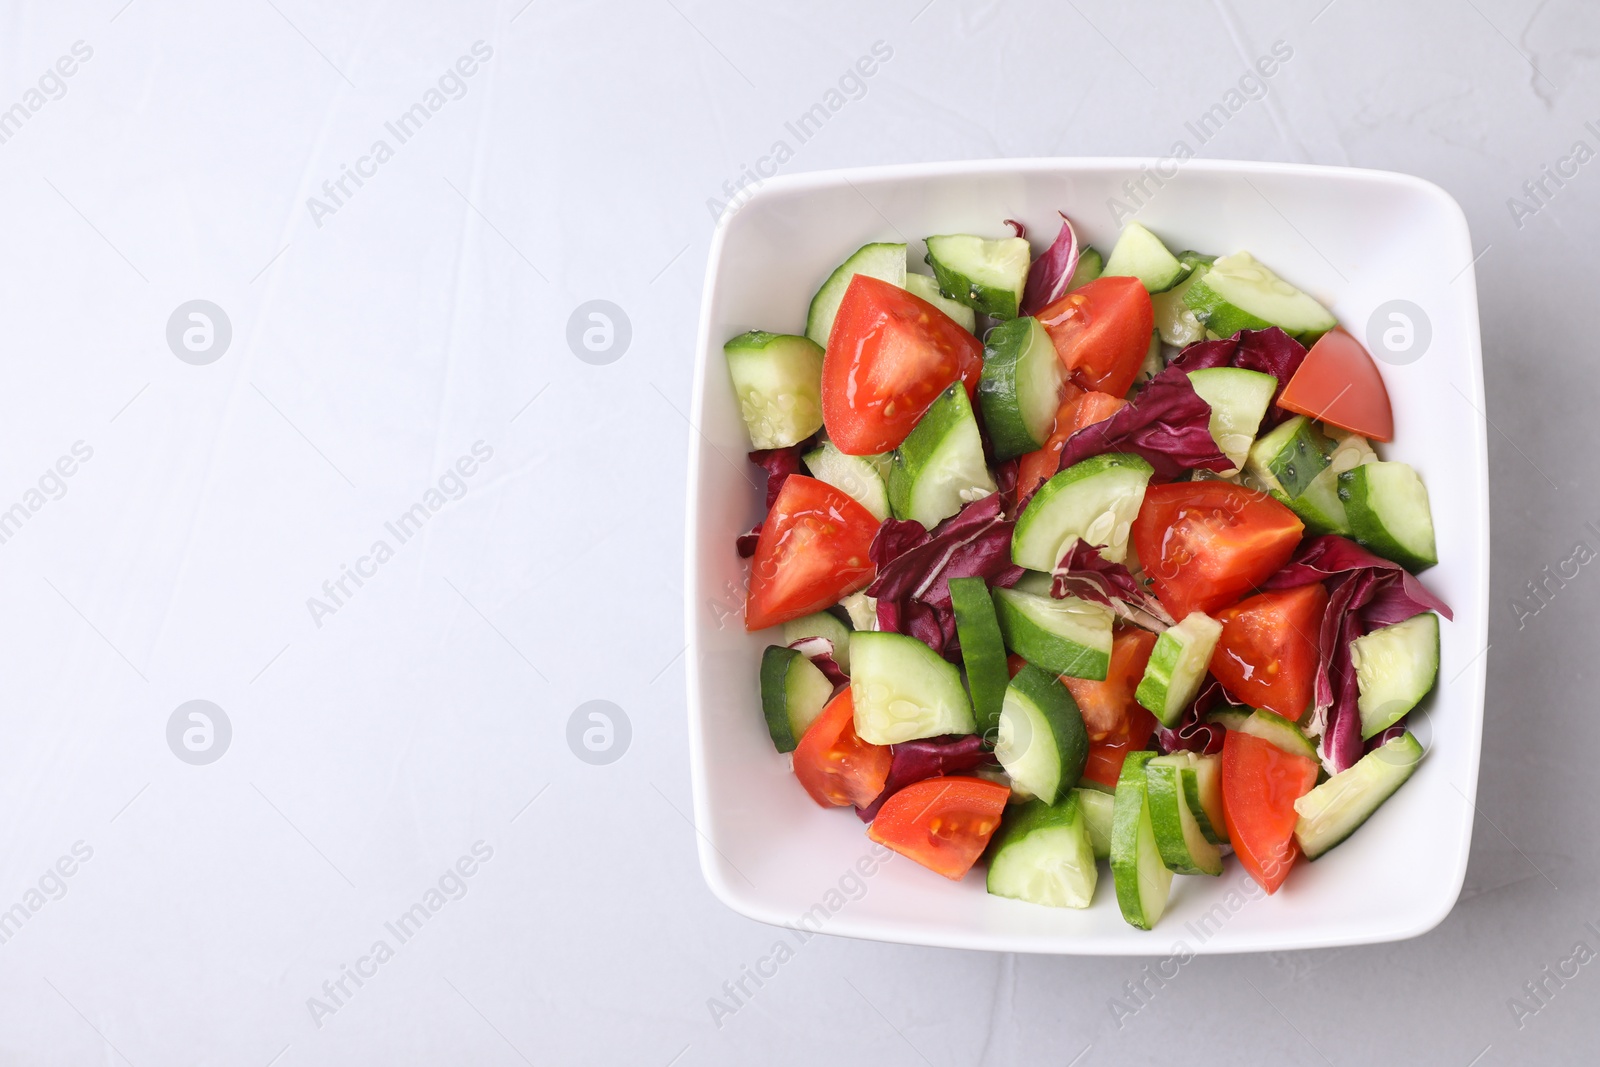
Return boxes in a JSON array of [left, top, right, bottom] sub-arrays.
[[867, 494, 1025, 660], [1051, 539, 1173, 631], [1053, 364, 1231, 482], [735, 444, 808, 557], [1003, 218, 1026, 239], [1171, 327, 1308, 430], [786, 636, 848, 686], [1154, 679, 1228, 755], [855, 734, 996, 822], [1265, 535, 1452, 770], [1020, 213, 1080, 316]]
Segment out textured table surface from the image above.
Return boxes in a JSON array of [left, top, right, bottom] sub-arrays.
[[0, 1, 1591, 1063]]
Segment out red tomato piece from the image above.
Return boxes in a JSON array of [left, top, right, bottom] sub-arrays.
[[866, 776, 1009, 880], [1277, 327, 1394, 442], [745, 475, 878, 631], [1015, 387, 1127, 499], [820, 274, 983, 455], [1081, 740, 1139, 791], [1062, 627, 1158, 745], [1037, 276, 1155, 399], [792, 689, 891, 809], [1209, 585, 1328, 722], [1006, 653, 1029, 678], [1221, 730, 1319, 893], [1131, 481, 1305, 620]]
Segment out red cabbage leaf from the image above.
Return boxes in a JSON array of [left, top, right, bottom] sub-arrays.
[[1154, 678, 1227, 755], [1051, 539, 1173, 631], [1020, 213, 1080, 316], [787, 636, 848, 687], [1053, 364, 1231, 482], [867, 493, 1025, 660], [855, 734, 997, 822], [735, 444, 807, 557]]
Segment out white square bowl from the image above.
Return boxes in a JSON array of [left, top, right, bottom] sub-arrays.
[[684, 158, 1488, 954]]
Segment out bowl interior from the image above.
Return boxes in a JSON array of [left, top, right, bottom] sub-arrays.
[[687, 159, 1487, 954]]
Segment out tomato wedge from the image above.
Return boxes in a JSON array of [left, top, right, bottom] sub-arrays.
[[745, 475, 878, 631], [1081, 740, 1139, 791], [1062, 627, 1158, 745], [1016, 386, 1127, 499], [1221, 730, 1319, 893], [866, 776, 1009, 880], [1037, 276, 1154, 398], [1277, 327, 1394, 442], [1131, 481, 1305, 619], [820, 274, 983, 455], [792, 689, 891, 809], [1209, 586, 1328, 721]]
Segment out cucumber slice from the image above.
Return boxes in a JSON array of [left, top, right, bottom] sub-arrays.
[[923, 234, 1031, 319], [1011, 453, 1154, 570], [1076, 786, 1116, 859], [886, 384, 997, 529], [986, 793, 1098, 908], [1152, 257, 1214, 347], [1187, 367, 1277, 471], [1145, 752, 1224, 875], [781, 612, 853, 673], [1110, 751, 1173, 930], [978, 316, 1068, 460], [904, 272, 977, 333], [1246, 415, 1332, 499], [1294, 731, 1424, 859], [948, 577, 1011, 739], [1351, 612, 1440, 739], [848, 631, 975, 745], [1180, 752, 1227, 845], [1102, 222, 1186, 293], [805, 242, 906, 348], [759, 645, 835, 752], [1069, 246, 1104, 290], [1239, 708, 1318, 760], [803, 442, 891, 521], [1340, 461, 1438, 572], [1133, 329, 1165, 389], [1182, 251, 1337, 343], [1206, 706, 1251, 731], [992, 588, 1115, 681], [837, 590, 877, 632], [994, 665, 1089, 804], [1135, 611, 1224, 727], [723, 331, 825, 449]]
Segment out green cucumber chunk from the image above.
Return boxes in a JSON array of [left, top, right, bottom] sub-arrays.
[[781, 612, 853, 673], [1181, 753, 1227, 845], [1069, 245, 1104, 290], [923, 234, 1031, 319], [1152, 256, 1214, 347], [1183, 251, 1337, 344], [948, 577, 1011, 739], [992, 588, 1114, 681], [978, 316, 1067, 460], [1341, 461, 1438, 572], [1102, 222, 1186, 293], [848, 631, 975, 745], [1110, 751, 1174, 930], [905, 272, 977, 333], [1351, 612, 1440, 739], [1145, 752, 1224, 876], [759, 645, 835, 752], [994, 664, 1089, 805], [1294, 732, 1424, 859], [1246, 415, 1333, 499], [986, 793, 1098, 908], [1239, 708, 1318, 760], [805, 242, 906, 348], [1135, 611, 1224, 727], [724, 331, 825, 450], [887, 384, 997, 529], [1011, 453, 1154, 570], [1076, 786, 1116, 859], [1134, 329, 1165, 388], [803, 442, 891, 521], [1187, 367, 1277, 471]]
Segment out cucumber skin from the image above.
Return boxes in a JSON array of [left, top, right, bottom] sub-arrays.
[[1068, 247, 1104, 291], [924, 235, 1029, 319], [948, 577, 1011, 739], [993, 589, 1113, 681], [805, 243, 906, 348], [1340, 464, 1439, 573], [724, 331, 826, 450], [1294, 732, 1424, 860], [1010, 452, 1154, 571], [1000, 665, 1090, 804], [1110, 751, 1173, 931], [1145, 756, 1223, 876], [886, 384, 995, 528], [986, 793, 1098, 908], [759, 645, 830, 753], [978, 316, 1064, 461]]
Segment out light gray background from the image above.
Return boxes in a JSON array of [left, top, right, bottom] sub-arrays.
[[0, 0, 1588, 1064]]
